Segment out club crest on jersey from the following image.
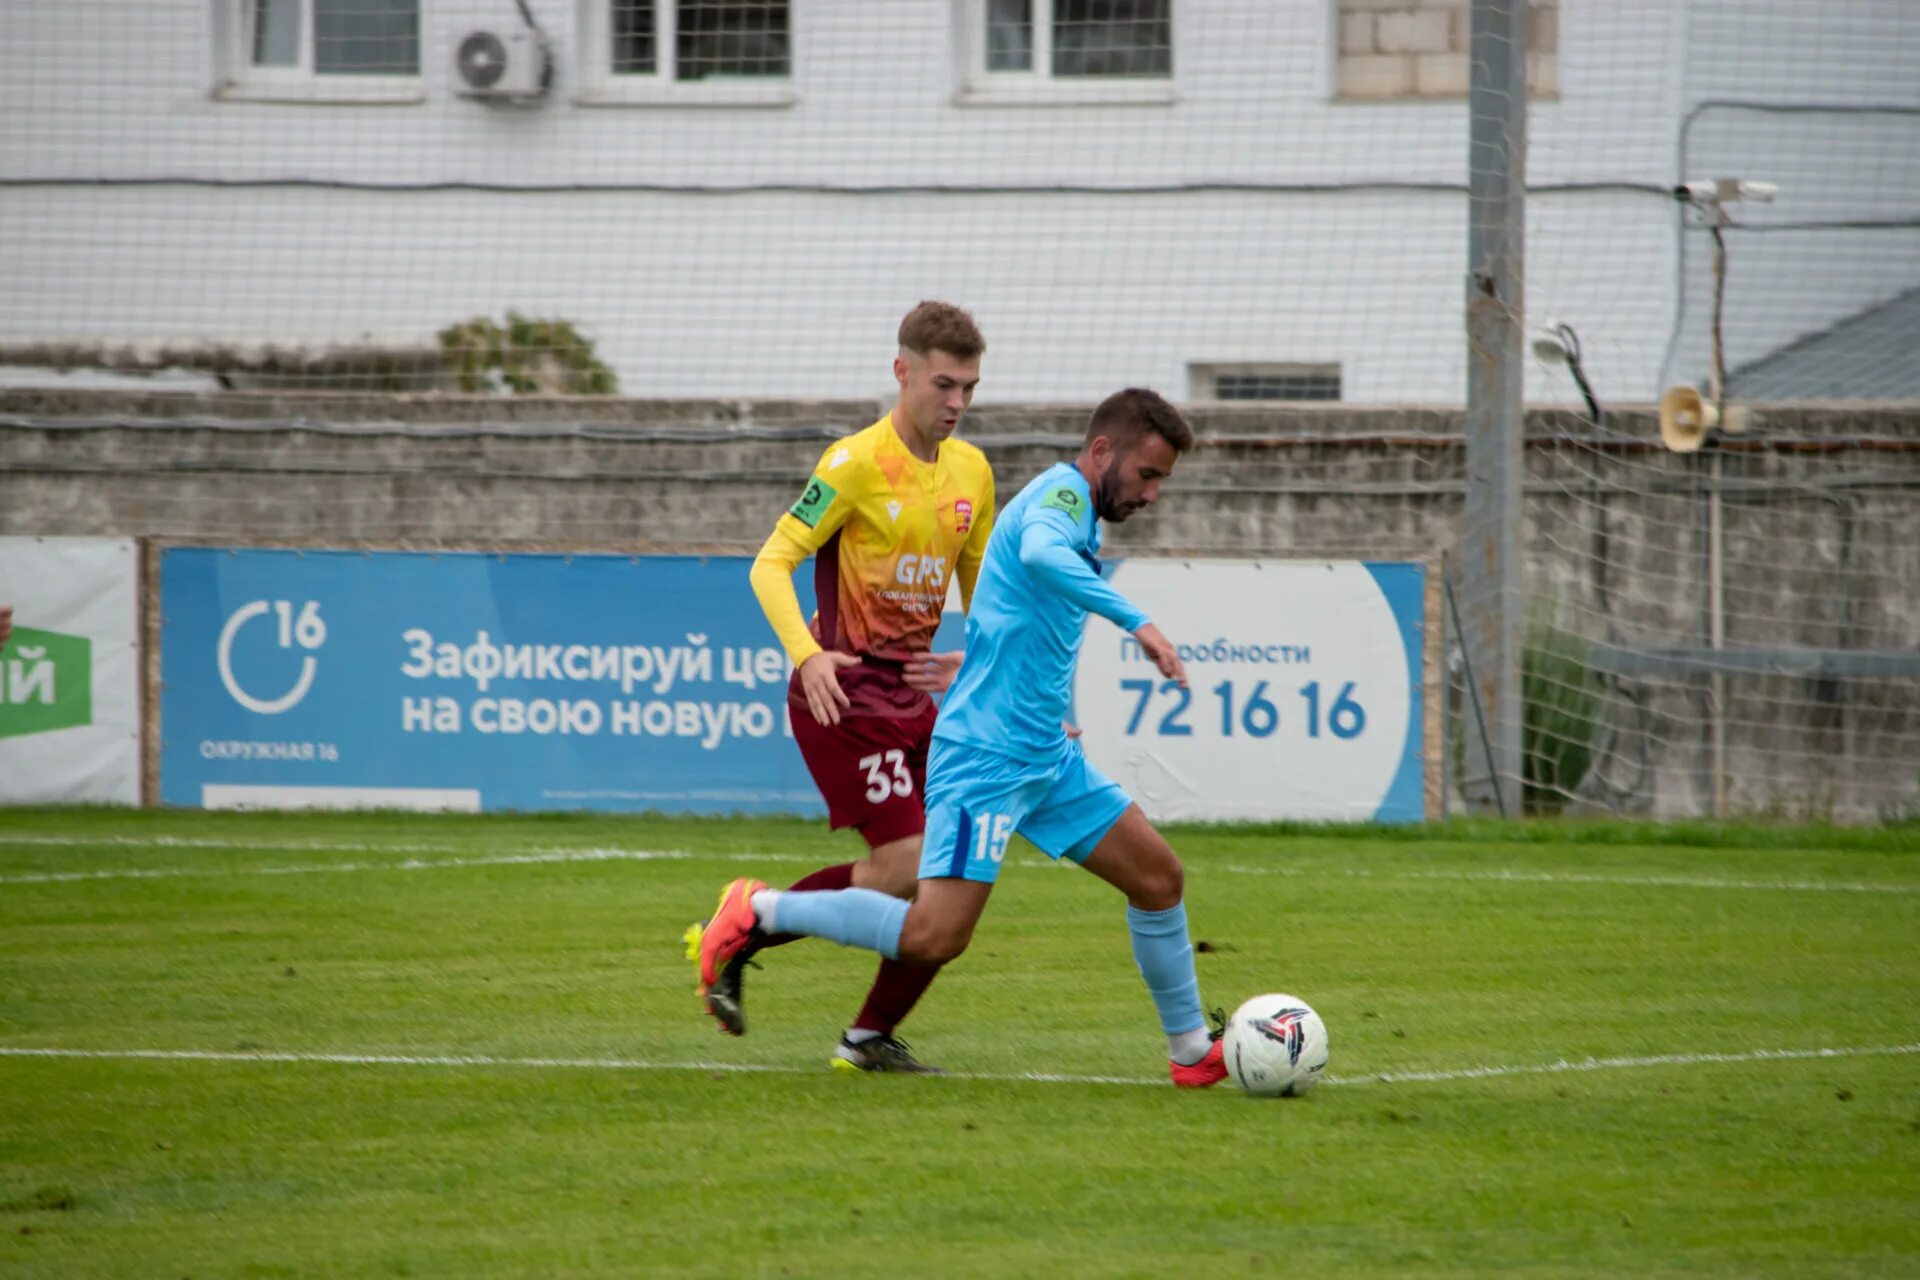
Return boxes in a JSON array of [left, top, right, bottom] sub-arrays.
[[954, 498, 974, 534], [1253, 1007, 1312, 1066]]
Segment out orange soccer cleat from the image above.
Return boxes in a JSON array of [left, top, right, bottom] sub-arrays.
[[1169, 1034, 1229, 1089], [693, 877, 767, 997]]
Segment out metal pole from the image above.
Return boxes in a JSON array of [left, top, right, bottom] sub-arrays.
[[1706, 222, 1729, 818], [1463, 0, 1528, 817], [1708, 449, 1727, 817], [1440, 550, 1454, 820]]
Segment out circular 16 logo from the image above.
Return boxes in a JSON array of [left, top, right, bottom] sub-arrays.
[[218, 600, 326, 714]]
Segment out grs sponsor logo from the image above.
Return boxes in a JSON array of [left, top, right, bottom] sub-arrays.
[[894, 555, 948, 588]]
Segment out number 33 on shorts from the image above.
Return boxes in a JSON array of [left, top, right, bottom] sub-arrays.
[[859, 750, 914, 804]]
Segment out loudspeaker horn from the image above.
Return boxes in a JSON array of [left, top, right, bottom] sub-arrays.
[[1659, 385, 1717, 453]]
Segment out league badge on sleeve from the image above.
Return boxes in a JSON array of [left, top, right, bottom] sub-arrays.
[[789, 476, 838, 528], [1040, 485, 1087, 524]]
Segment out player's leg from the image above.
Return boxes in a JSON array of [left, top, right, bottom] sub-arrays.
[[836, 712, 946, 1060], [758, 776, 1001, 969], [1075, 809, 1227, 1087], [834, 831, 944, 1068], [695, 869, 991, 990], [699, 834, 917, 1037], [828, 872, 990, 1073], [693, 750, 1027, 1058], [692, 701, 926, 1035], [851, 832, 920, 895], [1021, 748, 1227, 1088]]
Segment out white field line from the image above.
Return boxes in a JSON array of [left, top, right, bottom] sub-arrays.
[[0, 847, 699, 884], [1, 835, 1915, 895], [1212, 862, 1920, 896], [0, 1041, 1914, 1091], [2, 835, 493, 853]]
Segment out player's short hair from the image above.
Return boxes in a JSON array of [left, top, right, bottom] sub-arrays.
[[898, 301, 986, 362], [1085, 387, 1194, 455]]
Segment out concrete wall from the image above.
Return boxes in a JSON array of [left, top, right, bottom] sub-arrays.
[[4, 389, 1917, 820]]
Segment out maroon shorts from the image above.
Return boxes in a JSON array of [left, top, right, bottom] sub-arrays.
[[791, 699, 939, 849]]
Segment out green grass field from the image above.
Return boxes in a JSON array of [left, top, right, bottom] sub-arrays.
[[2, 808, 1916, 1277]]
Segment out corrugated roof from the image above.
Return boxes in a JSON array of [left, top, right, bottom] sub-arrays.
[[1730, 284, 1920, 400]]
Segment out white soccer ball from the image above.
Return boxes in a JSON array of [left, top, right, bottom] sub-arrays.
[[1223, 993, 1329, 1097]]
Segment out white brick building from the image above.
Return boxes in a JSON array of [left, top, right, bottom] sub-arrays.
[[2, 1, 1914, 403]]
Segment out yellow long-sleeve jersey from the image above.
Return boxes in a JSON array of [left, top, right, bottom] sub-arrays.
[[751, 414, 995, 711]]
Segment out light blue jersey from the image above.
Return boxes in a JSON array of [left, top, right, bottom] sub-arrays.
[[932, 462, 1150, 762], [919, 462, 1150, 884]]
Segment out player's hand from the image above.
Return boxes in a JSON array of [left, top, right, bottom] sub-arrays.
[[1132, 623, 1187, 689], [799, 651, 860, 726], [1062, 721, 1083, 740], [902, 649, 963, 693]]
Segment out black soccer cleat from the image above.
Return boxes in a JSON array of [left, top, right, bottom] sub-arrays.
[[683, 920, 761, 1035], [703, 947, 758, 1036], [831, 1033, 945, 1075]]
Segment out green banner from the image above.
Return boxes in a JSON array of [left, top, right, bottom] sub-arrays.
[[0, 626, 93, 740]]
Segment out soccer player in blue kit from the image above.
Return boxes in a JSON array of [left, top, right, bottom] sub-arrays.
[[694, 387, 1232, 1087]]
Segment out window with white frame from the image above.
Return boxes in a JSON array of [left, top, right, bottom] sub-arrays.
[[961, 0, 1173, 103], [1190, 363, 1344, 402], [986, 0, 1171, 78], [226, 0, 422, 98], [580, 1, 794, 103]]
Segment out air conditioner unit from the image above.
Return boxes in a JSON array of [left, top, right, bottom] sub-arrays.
[[453, 27, 553, 102]]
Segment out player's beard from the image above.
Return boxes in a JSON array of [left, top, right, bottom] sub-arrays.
[[1093, 457, 1144, 523]]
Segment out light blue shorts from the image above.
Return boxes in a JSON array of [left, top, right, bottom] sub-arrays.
[[918, 737, 1133, 885]]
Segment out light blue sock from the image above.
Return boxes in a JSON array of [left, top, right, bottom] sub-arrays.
[[767, 888, 907, 960], [1127, 902, 1206, 1036]]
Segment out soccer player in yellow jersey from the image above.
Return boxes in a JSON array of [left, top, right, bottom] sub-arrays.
[[685, 301, 995, 1073]]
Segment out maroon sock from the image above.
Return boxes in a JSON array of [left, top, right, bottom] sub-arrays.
[[850, 958, 941, 1036], [749, 862, 857, 951]]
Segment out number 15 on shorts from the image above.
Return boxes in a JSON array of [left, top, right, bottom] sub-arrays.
[[859, 750, 913, 804], [969, 813, 1014, 865]]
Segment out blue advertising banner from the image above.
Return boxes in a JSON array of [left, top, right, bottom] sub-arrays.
[[161, 550, 1424, 820], [159, 549, 971, 813], [1072, 561, 1426, 823]]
